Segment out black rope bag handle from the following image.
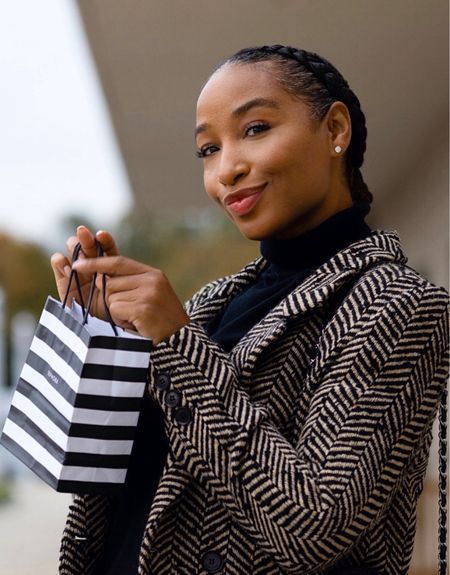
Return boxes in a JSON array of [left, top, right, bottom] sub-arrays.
[[62, 239, 118, 335], [438, 384, 448, 575], [62, 242, 86, 312]]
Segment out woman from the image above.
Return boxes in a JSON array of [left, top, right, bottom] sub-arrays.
[[53, 45, 449, 575]]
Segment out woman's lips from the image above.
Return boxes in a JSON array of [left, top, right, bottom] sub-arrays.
[[224, 184, 266, 216]]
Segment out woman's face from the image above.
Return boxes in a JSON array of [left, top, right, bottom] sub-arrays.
[[195, 63, 352, 240]]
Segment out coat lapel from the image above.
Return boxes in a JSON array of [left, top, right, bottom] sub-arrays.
[[230, 230, 408, 378]]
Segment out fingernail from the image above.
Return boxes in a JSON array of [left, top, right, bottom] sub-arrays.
[[64, 265, 71, 276], [96, 230, 105, 236]]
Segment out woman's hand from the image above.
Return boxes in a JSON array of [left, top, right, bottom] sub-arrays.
[[50, 225, 119, 321], [72, 255, 190, 344]]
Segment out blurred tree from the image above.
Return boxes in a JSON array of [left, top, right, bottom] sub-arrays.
[[0, 233, 56, 386], [114, 209, 160, 265], [0, 234, 56, 319]]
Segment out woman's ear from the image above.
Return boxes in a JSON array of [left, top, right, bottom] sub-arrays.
[[326, 101, 352, 156]]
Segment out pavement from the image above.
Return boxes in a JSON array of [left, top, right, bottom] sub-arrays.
[[0, 476, 71, 575]]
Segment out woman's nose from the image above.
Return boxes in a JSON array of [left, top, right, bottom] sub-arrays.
[[217, 147, 249, 186]]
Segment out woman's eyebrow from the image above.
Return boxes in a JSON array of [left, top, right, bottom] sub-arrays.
[[232, 97, 280, 118], [195, 98, 280, 137]]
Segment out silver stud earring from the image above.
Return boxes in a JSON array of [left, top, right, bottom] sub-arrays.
[[334, 145, 342, 154]]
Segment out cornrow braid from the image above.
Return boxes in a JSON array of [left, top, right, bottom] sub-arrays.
[[221, 45, 373, 208]]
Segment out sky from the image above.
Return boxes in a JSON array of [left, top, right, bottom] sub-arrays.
[[0, 0, 132, 250]]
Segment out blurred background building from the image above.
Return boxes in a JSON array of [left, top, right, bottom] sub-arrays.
[[0, 1, 448, 573]]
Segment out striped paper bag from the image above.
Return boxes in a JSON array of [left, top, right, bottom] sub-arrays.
[[0, 295, 152, 494]]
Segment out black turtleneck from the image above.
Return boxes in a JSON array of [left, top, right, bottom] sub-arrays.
[[95, 202, 371, 575], [206, 203, 372, 351]]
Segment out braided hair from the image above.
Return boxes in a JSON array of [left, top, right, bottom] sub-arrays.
[[217, 45, 373, 208]]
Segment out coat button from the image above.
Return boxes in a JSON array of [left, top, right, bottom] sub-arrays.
[[164, 389, 181, 408], [155, 371, 171, 391], [201, 550, 224, 573], [174, 406, 192, 425]]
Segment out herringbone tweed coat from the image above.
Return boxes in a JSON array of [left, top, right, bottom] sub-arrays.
[[59, 230, 449, 575]]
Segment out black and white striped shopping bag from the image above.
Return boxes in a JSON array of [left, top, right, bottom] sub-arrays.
[[0, 295, 152, 494]]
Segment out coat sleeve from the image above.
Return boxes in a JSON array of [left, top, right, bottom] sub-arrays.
[[148, 276, 449, 573]]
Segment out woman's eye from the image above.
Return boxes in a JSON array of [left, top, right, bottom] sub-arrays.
[[196, 145, 219, 158], [195, 123, 270, 158], [245, 123, 270, 137]]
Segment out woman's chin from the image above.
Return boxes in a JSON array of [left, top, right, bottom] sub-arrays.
[[235, 222, 275, 242]]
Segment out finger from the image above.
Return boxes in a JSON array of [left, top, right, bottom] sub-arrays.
[[66, 234, 96, 284], [76, 225, 98, 258], [66, 236, 79, 260], [95, 230, 120, 256], [106, 300, 137, 331], [50, 252, 71, 281], [100, 274, 149, 295], [73, 256, 149, 276]]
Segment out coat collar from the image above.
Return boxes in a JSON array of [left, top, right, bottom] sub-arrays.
[[191, 230, 407, 324], [280, 228, 407, 318]]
